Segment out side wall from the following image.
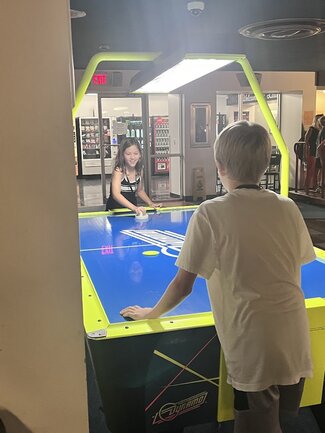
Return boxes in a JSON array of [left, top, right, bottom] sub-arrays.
[[182, 75, 217, 199], [181, 70, 316, 197], [0, 2, 89, 432]]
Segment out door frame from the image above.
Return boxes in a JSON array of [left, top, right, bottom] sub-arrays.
[[97, 93, 184, 205], [97, 93, 147, 204]]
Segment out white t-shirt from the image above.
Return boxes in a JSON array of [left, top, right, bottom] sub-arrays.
[[176, 189, 315, 392]]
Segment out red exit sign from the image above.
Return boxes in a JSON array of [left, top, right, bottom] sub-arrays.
[[92, 73, 107, 85]]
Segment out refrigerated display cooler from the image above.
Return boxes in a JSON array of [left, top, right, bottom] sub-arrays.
[[117, 116, 144, 149], [75, 117, 117, 176], [122, 115, 169, 175], [75, 116, 170, 177], [151, 116, 169, 175]]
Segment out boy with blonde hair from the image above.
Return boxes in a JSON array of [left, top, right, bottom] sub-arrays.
[[121, 121, 315, 433]]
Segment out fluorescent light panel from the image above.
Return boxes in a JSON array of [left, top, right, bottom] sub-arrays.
[[133, 58, 233, 93]]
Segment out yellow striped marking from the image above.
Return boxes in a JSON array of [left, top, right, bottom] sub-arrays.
[[153, 349, 219, 387]]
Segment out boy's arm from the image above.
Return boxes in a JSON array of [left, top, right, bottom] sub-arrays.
[[120, 268, 197, 320]]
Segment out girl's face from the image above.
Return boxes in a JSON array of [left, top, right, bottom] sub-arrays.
[[123, 145, 141, 168]]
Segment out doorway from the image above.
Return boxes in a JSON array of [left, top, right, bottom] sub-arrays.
[[75, 93, 184, 209]]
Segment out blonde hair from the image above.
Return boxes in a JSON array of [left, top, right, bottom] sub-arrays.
[[313, 114, 323, 128], [318, 115, 325, 127], [214, 121, 272, 183]]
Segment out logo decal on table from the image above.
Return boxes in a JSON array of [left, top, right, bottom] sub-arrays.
[[152, 391, 208, 425], [120, 229, 184, 257]]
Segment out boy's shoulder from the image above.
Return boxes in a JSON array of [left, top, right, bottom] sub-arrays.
[[195, 195, 233, 221], [197, 195, 227, 211], [265, 191, 297, 209], [197, 190, 297, 214]]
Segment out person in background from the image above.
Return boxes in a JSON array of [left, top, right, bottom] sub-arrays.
[[304, 114, 323, 193], [121, 121, 314, 433], [316, 115, 325, 194], [105, 138, 161, 214], [317, 115, 325, 146], [299, 123, 306, 142]]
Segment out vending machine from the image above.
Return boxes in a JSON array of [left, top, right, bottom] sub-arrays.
[[75, 117, 113, 176], [151, 116, 169, 175]]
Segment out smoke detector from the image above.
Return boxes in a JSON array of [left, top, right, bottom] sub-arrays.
[[99, 44, 111, 51], [239, 18, 325, 40], [187, 1, 205, 17], [70, 9, 86, 19]]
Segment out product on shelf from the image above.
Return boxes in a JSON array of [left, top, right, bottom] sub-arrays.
[[80, 118, 111, 159], [151, 116, 169, 175]]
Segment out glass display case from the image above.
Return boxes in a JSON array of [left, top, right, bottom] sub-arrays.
[[76, 117, 112, 176]]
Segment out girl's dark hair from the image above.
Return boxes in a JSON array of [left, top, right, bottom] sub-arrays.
[[114, 138, 144, 174]]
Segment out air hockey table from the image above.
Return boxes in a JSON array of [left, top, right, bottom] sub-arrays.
[[79, 206, 325, 433]]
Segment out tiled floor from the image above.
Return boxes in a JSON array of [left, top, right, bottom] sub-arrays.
[[296, 202, 325, 219], [296, 202, 325, 248], [304, 219, 325, 249], [290, 190, 325, 208], [77, 177, 106, 208]]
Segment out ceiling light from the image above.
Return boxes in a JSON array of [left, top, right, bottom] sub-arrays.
[[130, 56, 233, 93]]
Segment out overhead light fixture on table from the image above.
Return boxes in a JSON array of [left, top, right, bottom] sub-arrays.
[[129, 53, 234, 94]]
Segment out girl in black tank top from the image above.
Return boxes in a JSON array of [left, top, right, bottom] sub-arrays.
[[105, 138, 161, 214]]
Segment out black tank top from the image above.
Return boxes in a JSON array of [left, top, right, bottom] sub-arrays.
[[105, 175, 140, 211]]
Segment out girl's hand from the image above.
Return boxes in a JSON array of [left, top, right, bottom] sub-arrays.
[[120, 306, 153, 320], [150, 202, 162, 209], [134, 206, 146, 215]]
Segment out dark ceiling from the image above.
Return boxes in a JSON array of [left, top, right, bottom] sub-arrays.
[[70, 0, 325, 73]]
